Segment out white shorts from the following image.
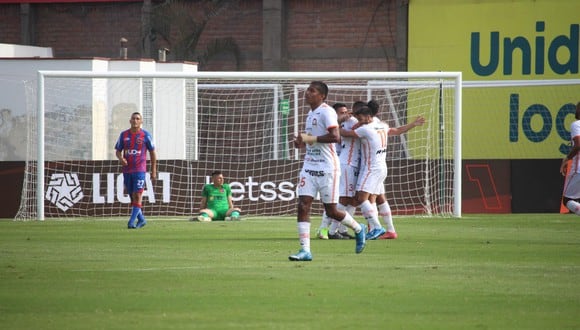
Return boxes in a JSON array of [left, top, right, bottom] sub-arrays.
[[339, 164, 359, 198], [377, 180, 385, 194], [356, 167, 387, 195], [297, 168, 340, 204], [563, 172, 580, 199]]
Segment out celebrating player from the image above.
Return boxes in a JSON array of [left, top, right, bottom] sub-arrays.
[[343, 100, 425, 239], [316, 102, 361, 240], [289, 81, 367, 261]]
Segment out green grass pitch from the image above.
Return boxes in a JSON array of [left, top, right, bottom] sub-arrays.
[[0, 214, 579, 329]]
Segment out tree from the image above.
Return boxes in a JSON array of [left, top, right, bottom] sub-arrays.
[[147, 0, 241, 69]]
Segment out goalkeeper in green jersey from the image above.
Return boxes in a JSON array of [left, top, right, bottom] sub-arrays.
[[192, 171, 242, 222]]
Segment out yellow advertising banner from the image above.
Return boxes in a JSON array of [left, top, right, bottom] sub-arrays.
[[409, 0, 580, 159]]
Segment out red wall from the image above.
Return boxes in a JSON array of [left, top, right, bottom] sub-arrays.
[[0, 1, 400, 71]]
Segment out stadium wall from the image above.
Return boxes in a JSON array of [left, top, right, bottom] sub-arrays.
[[0, 0, 405, 72]]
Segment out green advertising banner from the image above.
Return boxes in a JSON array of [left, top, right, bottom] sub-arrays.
[[409, 0, 580, 159]]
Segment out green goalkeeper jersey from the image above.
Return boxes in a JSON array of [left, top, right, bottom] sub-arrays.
[[202, 183, 232, 212]]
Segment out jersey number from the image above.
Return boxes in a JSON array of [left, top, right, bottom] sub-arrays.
[[378, 130, 388, 148]]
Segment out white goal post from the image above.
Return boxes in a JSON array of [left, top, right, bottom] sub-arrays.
[[18, 71, 462, 220]]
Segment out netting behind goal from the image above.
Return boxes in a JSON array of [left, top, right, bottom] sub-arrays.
[[15, 71, 461, 220]]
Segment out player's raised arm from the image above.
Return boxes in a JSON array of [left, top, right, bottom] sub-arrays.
[[389, 115, 426, 136]]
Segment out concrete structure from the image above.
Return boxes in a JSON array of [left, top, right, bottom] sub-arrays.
[[0, 57, 197, 161]]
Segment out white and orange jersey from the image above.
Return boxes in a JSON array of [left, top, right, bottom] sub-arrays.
[[570, 120, 580, 173], [339, 116, 361, 168], [354, 119, 390, 173], [302, 103, 340, 173]]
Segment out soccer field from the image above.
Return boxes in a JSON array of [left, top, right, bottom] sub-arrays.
[[0, 214, 578, 329]]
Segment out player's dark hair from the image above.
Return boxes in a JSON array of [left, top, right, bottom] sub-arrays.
[[310, 81, 329, 100], [332, 102, 347, 111], [352, 100, 366, 113], [576, 102, 580, 120], [354, 105, 373, 116], [211, 170, 222, 177], [131, 112, 142, 118], [367, 99, 380, 116]]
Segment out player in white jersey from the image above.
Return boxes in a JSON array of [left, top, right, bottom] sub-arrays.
[[368, 115, 394, 238], [371, 101, 425, 239], [317, 103, 361, 239], [560, 102, 580, 215], [343, 101, 425, 240], [337, 104, 362, 206], [352, 105, 390, 240], [289, 81, 367, 261]]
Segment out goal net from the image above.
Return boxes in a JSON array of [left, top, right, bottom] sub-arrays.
[[15, 71, 461, 220]]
